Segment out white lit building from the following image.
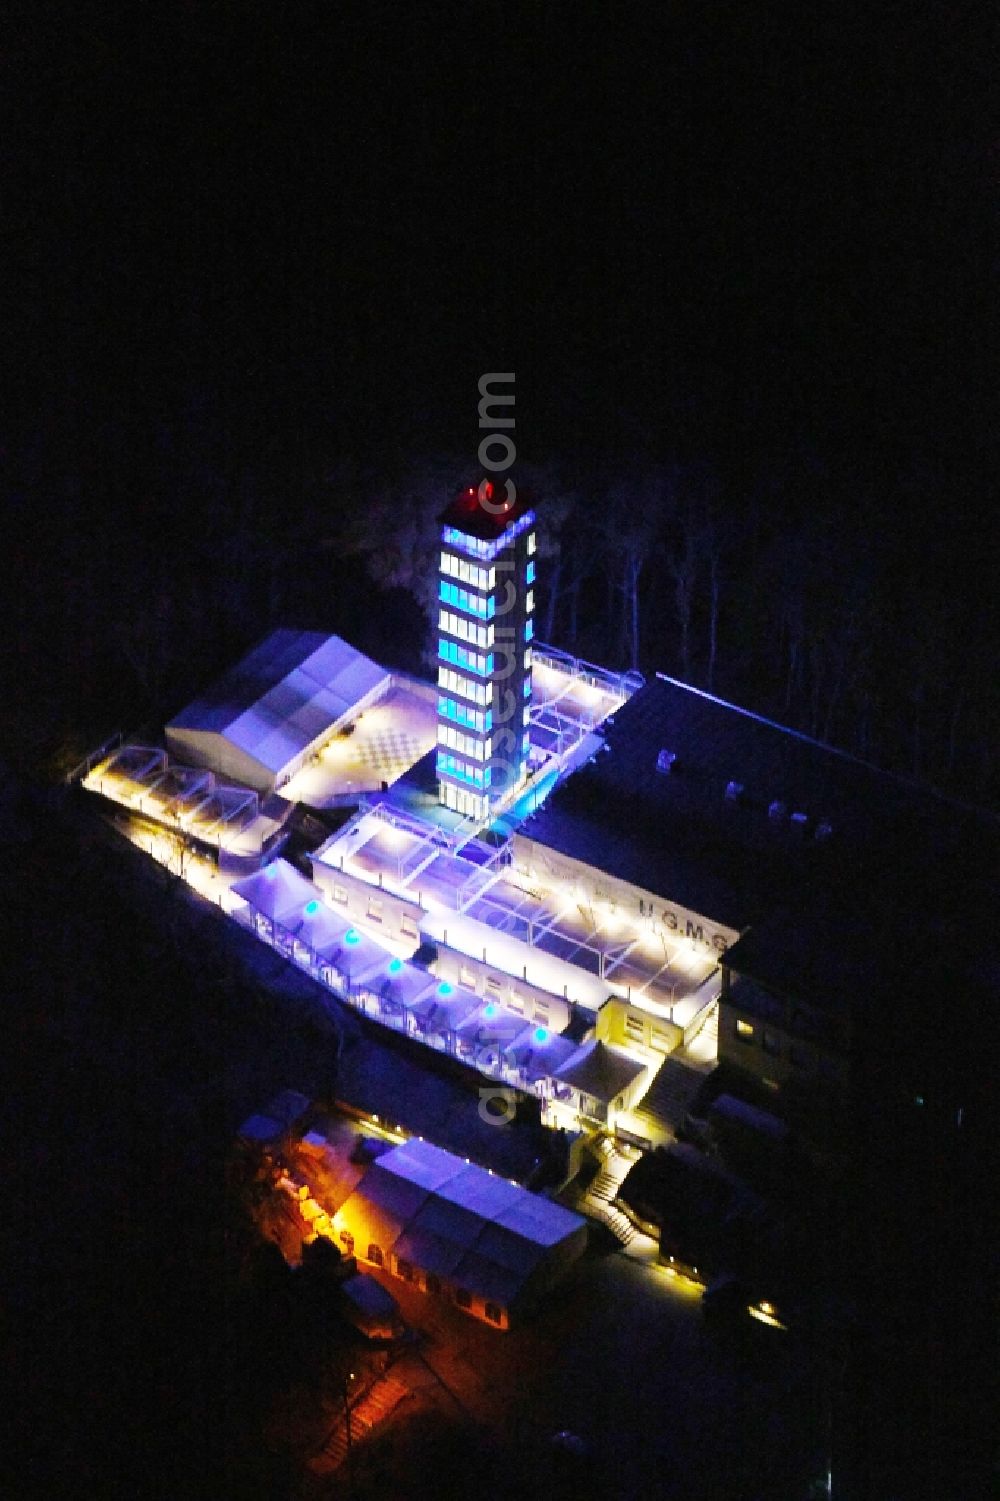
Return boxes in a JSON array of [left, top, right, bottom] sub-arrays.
[[166, 629, 391, 794], [436, 482, 537, 819]]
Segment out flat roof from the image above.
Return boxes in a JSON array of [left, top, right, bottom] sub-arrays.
[[279, 680, 438, 808], [722, 914, 882, 1017], [439, 483, 534, 541], [710, 1093, 789, 1140], [315, 802, 720, 1025], [519, 674, 1000, 991]]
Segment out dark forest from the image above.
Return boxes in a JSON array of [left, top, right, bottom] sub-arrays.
[[3, 3, 996, 804]]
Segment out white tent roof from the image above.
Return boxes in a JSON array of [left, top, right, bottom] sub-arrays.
[[168, 629, 389, 776], [409, 984, 481, 1033], [493, 1191, 584, 1248], [405, 1192, 486, 1249], [230, 859, 318, 923], [379, 1137, 463, 1192], [451, 1249, 528, 1306], [342, 1137, 586, 1309], [454, 1001, 527, 1047], [554, 1039, 648, 1104], [327, 924, 394, 978], [434, 1164, 523, 1220], [354, 958, 438, 1008], [392, 1224, 466, 1279], [294, 901, 354, 960], [351, 1160, 437, 1221], [506, 1028, 578, 1082]]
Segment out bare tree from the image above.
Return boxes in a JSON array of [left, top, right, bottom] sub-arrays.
[[707, 548, 721, 692], [593, 480, 657, 671], [666, 513, 699, 682]]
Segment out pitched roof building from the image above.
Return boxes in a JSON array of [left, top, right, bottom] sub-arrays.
[[167, 630, 390, 792], [333, 1136, 586, 1327]]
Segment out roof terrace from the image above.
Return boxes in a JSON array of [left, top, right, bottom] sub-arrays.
[[314, 798, 720, 1027], [278, 679, 439, 809]]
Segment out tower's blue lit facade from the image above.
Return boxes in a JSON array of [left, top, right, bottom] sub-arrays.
[[436, 483, 537, 820]]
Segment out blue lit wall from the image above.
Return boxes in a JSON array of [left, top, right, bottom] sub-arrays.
[[437, 509, 536, 817]]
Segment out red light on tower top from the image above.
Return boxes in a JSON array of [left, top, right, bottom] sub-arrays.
[[459, 479, 502, 512], [441, 479, 531, 538], [476, 478, 511, 512]]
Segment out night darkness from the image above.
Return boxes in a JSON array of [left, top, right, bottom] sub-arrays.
[[3, 4, 997, 1499]]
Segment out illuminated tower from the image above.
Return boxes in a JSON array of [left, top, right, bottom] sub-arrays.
[[436, 481, 537, 820]]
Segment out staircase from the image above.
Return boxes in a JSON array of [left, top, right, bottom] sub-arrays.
[[632, 1035, 717, 1145], [580, 1137, 639, 1247], [685, 998, 719, 1056], [306, 1374, 410, 1476]]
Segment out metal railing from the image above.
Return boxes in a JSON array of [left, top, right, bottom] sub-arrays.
[[64, 728, 127, 786], [532, 641, 643, 703]]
